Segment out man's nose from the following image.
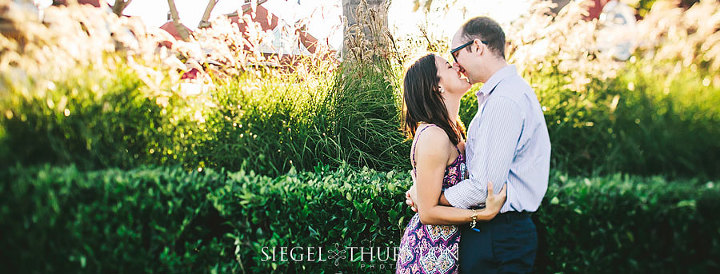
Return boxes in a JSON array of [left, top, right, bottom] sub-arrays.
[[453, 63, 465, 73]]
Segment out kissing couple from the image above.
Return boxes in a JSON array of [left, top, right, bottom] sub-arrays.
[[395, 16, 551, 274]]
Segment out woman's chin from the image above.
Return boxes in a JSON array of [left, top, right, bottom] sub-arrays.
[[448, 81, 472, 94]]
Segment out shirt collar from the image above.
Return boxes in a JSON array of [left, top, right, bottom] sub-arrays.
[[476, 64, 517, 97]]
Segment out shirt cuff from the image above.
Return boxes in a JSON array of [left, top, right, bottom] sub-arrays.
[[499, 182, 514, 213], [443, 180, 483, 209]]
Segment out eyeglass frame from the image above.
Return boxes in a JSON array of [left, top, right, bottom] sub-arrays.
[[450, 39, 488, 64]]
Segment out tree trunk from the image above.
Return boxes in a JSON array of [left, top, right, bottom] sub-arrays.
[[167, 0, 190, 41], [112, 0, 132, 16], [341, 0, 389, 59], [342, 0, 388, 31], [198, 0, 218, 29], [224, 0, 269, 18]]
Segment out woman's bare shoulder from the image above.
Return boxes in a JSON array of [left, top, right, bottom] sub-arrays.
[[414, 125, 453, 158]]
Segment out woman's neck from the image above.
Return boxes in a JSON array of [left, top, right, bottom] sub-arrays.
[[443, 94, 462, 123]]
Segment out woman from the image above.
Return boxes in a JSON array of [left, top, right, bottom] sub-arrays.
[[395, 53, 506, 274]]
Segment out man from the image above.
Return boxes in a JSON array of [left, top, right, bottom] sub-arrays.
[[406, 16, 551, 273]]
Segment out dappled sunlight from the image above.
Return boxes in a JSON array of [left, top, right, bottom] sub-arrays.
[[1, 1, 719, 271]]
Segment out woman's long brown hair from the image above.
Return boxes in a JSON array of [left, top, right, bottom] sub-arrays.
[[401, 53, 466, 145]]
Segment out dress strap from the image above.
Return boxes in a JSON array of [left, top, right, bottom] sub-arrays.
[[412, 124, 438, 177]]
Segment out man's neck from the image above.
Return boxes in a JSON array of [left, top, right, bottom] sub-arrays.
[[481, 59, 509, 84]]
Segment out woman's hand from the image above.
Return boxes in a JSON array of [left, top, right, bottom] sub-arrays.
[[483, 181, 507, 218], [405, 170, 418, 212], [406, 184, 418, 212]]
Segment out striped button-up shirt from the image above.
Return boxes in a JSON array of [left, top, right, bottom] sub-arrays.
[[444, 65, 551, 213]]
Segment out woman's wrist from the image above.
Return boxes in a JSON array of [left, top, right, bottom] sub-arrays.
[[477, 207, 496, 221], [469, 209, 479, 229]]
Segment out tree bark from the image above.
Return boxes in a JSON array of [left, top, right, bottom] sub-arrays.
[[342, 0, 388, 30], [224, 0, 270, 18], [167, 0, 190, 41], [341, 0, 389, 59], [112, 0, 132, 16], [198, 0, 218, 29]]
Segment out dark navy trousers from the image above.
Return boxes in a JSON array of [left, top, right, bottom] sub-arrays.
[[458, 212, 537, 273]]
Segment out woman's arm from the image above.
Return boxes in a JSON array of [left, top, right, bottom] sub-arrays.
[[411, 128, 506, 225], [411, 180, 506, 225]]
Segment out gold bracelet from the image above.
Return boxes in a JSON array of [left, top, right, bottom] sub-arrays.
[[470, 209, 478, 229]]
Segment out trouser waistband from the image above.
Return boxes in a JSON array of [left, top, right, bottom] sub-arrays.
[[493, 211, 531, 224]]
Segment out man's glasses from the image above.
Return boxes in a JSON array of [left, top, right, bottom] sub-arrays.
[[450, 40, 488, 64]]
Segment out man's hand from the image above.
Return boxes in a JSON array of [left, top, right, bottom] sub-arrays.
[[484, 181, 507, 218]]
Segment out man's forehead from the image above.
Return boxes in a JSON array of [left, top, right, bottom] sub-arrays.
[[450, 31, 464, 46]]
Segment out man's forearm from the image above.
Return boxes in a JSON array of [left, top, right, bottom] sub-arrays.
[[443, 178, 489, 209]]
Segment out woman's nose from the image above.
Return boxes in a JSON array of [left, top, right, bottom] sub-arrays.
[[453, 63, 465, 74]]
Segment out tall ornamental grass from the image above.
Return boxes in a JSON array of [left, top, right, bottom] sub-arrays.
[[182, 1, 408, 175], [454, 0, 720, 178], [1, 0, 718, 178], [0, 3, 197, 170], [0, 1, 408, 176]]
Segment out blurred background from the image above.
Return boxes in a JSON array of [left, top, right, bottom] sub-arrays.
[[1, 0, 718, 273]]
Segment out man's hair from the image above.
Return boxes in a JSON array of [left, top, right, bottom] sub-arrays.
[[460, 16, 506, 59]]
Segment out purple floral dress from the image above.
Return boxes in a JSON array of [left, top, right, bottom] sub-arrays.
[[396, 124, 467, 274]]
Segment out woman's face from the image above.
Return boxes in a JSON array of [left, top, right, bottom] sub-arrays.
[[435, 55, 471, 95]]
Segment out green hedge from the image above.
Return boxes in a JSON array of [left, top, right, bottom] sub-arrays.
[[1, 165, 718, 273], [536, 173, 720, 273]]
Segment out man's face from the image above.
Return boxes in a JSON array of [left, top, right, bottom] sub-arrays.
[[450, 30, 482, 84]]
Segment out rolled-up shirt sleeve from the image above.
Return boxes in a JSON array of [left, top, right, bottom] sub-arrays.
[[444, 96, 524, 209]]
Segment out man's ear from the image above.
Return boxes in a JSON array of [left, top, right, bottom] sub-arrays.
[[473, 39, 484, 55]]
